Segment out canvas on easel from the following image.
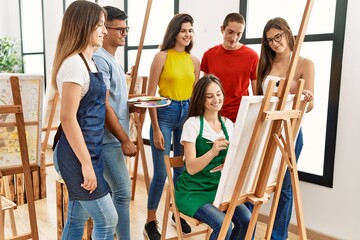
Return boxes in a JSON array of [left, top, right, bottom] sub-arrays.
[[213, 94, 304, 209], [215, 0, 314, 239], [0, 74, 43, 170], [0, 75, 40, 239], [0, 73, 44, 202], [214, 79, 307, 239]]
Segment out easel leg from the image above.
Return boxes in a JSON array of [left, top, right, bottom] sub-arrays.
[[265, 159, 287, 239], [284, 120, 307, 239], [131, 153, 139, 200], [2, 176, 17, 236], [0, 202, 4, 240], [245, 204, 261, 240], [134, 113, 150, 193], [290, 165, 307, 238]]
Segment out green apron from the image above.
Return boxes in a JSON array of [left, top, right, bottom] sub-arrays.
[[175, 115, 229, 217]]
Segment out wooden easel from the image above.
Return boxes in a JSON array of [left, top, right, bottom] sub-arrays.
[[0, 76, 39, 240], [128, 76, 151, 199], [127, 0, 153, 198], [39, 90, 60, 200], [217, 1, 314, 239]]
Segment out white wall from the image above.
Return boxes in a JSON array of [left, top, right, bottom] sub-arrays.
[[1, 0, 359, 238]]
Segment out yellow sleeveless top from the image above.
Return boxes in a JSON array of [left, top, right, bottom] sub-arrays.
[[158, 49, 195, 101]]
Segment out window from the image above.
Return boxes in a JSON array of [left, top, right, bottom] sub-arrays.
[[125, 0, 177, 75], [19, 0, 45, 78], [125, 0, 178, 140]]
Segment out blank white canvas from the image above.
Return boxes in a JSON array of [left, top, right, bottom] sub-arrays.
[[214, 95, 299, 207]]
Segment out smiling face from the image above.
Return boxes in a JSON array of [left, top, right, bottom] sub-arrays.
[[221, 21, 244, 50], [204, 82, 224, 113], [105, 19, 128, 47], [90, 13, 107, 48], [175, 22, 193, 48], [266, 28, 289, 54]]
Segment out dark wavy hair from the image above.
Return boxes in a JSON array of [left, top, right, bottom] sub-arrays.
[[160, 13, 194, 53], [188, 74, 225, 118], [256, 17, 295, 95]]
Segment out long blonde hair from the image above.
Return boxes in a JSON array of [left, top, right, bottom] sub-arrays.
[[51, 0, 106, 91]]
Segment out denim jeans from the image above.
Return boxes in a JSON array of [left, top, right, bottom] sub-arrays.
[[53, 147, 118, 239], [147, 100, 189, 210], [194, 203, 252, 240], [101, 142, 131, 239], [62, 195, 117, 240], [272, 128, 304, 240]]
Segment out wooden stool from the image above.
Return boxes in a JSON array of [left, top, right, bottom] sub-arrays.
[[56, 177, 93, 240]]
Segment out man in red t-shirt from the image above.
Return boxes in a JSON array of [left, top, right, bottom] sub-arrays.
[[201, 13, 259, 122]]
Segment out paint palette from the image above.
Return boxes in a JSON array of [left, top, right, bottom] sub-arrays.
[[128, 96, 171, 108]]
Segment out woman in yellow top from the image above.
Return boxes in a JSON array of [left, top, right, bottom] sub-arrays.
[[144, 13, 200, 240]]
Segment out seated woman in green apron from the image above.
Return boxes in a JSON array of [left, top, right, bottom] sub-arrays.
[[175, 75, 252, 240]]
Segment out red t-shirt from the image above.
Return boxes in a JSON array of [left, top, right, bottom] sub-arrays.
[[201, 44, 258, 122]]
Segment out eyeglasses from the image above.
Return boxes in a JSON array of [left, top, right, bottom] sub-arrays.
[[106, 26, 130, 35], [265, 32, 285, 46]]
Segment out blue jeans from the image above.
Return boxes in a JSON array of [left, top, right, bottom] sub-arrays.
[[53, 147, 118, 239], [101, 142, 131, 239], [62, 195, 118, 240], [272, 128, 304, 240], [147, 100, 189, 210], [194, 203, 252, 240]]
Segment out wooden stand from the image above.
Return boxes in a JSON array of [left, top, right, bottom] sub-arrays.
[[127, 76, 150, 199], [127, 0, 153, 199], [0, 76, 39, 240], [217, 1, 314, 239], [128, 106, 151, 199]]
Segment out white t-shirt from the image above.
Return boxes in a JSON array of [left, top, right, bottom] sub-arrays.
[[181, 116, 234, 144], [262, 75, 282, 93], [57, 54, 94, 98]]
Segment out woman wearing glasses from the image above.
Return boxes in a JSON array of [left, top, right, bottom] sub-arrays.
[[254, 17, 314, 240]]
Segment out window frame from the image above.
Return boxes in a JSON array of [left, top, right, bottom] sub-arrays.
[[124, 0, 179, 73], [18, 0, 46, 82]]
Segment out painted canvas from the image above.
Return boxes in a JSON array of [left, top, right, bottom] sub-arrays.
[[0, 74, 44, 169]]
